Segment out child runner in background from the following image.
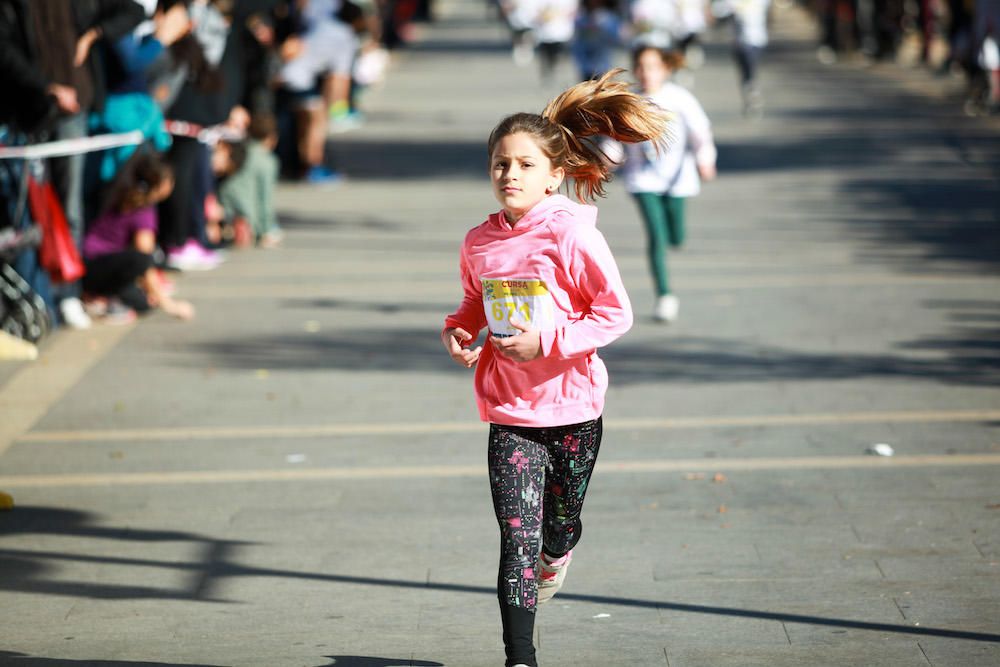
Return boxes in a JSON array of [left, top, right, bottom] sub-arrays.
[[83, 152, 195, 321], [606, 46, 716, 323], [441, 70, 669, 667], [571, 0, 621, 81], [713, 0, 771, 115], [532, 0, 580, 82]]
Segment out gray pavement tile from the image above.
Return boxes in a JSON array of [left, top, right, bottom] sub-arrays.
[[664, 644, 930, 667], [894, 593, 1000, 632], [874, 555, 1000, 582], [916, 639, 1000, 667], [3, 1, 1000, 666]]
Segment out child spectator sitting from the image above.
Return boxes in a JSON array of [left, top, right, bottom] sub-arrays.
[[83, 151, 195, 321], [206, 138, 249, 244], [218, 112, 284, 248]]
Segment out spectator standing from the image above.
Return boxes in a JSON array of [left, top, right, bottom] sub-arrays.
[[0, 0, 145, 329]]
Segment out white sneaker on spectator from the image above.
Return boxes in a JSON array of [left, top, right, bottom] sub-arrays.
[[166, 240, 222, 271], [59, 297, 92, 329]]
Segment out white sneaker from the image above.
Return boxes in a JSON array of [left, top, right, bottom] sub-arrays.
[[59, 297, 92, 329], [537, 550, 572, 604], [654, 295, 679, 323]]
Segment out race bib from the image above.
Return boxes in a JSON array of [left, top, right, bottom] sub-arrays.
[[481, 278, 555, 337]]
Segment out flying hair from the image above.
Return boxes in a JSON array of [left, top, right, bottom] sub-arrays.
[[487, 69, 673, 202]]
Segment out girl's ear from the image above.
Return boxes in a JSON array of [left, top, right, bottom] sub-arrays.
[[548, 166, 565, 193]]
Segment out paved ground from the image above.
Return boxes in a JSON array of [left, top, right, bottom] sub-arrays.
[[2, 2, 999, 666]]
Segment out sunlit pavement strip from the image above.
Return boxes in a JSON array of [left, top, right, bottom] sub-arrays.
[[16, 408, 1000, 443], [178, 273, 997, 299], [0, 323, 136, 457], [2, 453, 1000, 488]]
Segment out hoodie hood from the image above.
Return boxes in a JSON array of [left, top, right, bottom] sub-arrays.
[[487, 194, 598, 232]]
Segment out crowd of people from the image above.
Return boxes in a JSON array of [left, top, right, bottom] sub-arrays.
[[494, 0, 1000, 114], [0, 0, 429, 359], [495, 0, 772, 114], [0, 0, 994, 360], [811, 0, 1000, 114]]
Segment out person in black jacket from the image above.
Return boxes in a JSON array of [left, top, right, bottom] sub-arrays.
[[0, 0, 144, 329]]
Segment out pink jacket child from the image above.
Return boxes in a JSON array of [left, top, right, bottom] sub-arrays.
[[444, 193, 633, 427]]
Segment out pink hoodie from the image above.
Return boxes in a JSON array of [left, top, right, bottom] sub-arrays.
[[444, 195, 633, 427]]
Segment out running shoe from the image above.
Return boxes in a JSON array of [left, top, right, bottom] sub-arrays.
[[654, 295, 679, 323], [304, 166, 343, 184], [537, 550, 572, 604]]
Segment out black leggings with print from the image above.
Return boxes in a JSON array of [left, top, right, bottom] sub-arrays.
[[488, 417, 602, 667]]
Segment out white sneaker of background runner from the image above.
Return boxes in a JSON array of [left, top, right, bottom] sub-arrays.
[[654, 294, 679, 322]]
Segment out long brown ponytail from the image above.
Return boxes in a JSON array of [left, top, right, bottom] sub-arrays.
[[487, 69, 672, 202]]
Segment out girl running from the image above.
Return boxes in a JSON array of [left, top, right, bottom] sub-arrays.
[[606, 46, 716, 323], [441, 70, 669, 667]]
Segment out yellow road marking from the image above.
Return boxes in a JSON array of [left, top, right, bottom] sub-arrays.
[[16, 409, 1000, 444], [1, 453, 998, 488]]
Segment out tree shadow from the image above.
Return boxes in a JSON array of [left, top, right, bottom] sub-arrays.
[[275, 213, 403, 233], [279, 297, 454, 315], [0, 654, 226, 667], [318, 658, 443, 667], [1, 506, 998, 645], [325, 138, 486, 181], [183, 323, 1000, 387], [836, 176, 1000, 272], [0, 507, 252, 602]]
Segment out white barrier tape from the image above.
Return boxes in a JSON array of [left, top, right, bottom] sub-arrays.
[[164, 120, 243, 145], [0, 130, 144, 160]]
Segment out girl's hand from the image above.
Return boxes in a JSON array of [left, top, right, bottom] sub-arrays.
[[490, 317, 541, 362], [443, 327, 482, 368], [698, 163, 717, 182]]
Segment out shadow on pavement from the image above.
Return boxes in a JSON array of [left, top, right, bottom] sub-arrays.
[[0, 653, 226, 666], [327, 138, 486, 181], [319, 658, 443, 666], [281, 297, 454, 315], [2, 507, 998, 644], [276, 213, 404, 233], [184, 324, 1000, 387]]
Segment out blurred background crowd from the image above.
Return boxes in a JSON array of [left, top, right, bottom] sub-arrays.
[[0, 0, 996, 360]]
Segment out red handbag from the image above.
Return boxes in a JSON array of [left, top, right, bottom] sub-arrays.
[[27, 176, 85, 285]]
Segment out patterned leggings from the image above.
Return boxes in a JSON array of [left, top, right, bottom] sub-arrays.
[[488, 417, 603, 667]]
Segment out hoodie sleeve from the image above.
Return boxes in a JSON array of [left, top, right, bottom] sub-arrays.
[[680, 88, 716, 169], [539, 225, 633, 359], [443, 241, 487, 337]]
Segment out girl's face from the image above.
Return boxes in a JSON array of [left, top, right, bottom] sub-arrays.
[[490, 132, 564, 223], [635, 49, 670, 94]]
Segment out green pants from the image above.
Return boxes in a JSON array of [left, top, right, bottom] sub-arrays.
[[632, 192, 686, 296]]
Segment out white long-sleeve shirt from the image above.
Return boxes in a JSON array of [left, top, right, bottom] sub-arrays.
[[607, 82, 716, 197]]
